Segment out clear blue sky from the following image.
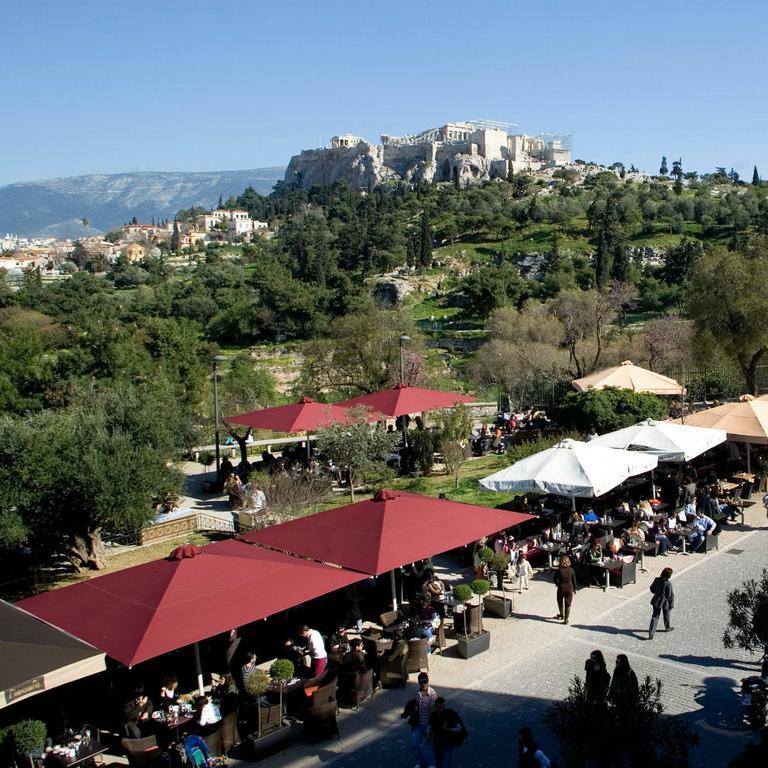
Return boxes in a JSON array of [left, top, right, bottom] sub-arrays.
[[2, 0, 767, 186]]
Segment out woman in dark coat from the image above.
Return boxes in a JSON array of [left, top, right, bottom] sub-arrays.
[[648, 566, 674, 639], [554, 555, 578, 624], [609, 654, 639, 717], [584, 650, 610, 706]]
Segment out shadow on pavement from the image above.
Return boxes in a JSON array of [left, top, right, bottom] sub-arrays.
[[571, 623, 648, 639], [660, 653, 760, 673]]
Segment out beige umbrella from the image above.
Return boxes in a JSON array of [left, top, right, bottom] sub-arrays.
[[677, 394, 768, 472], [573, 360, 684, 396]]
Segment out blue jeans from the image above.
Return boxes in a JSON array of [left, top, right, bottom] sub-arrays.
[[434, 743, 455, 768], [690, 531, 704, 552], [654, 534, 669, 554], [411, 724, 435, 767]]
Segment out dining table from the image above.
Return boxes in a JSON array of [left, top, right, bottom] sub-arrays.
[[44, 740, 108, 768], [590, 559, 623, 591]]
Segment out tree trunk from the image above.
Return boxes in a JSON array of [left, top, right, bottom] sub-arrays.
[[741, 349, 765, 396], [225, 423, 252, 467], [67, 528, 106, 571]]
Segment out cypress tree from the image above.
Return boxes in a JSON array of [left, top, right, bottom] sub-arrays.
[[753, 166, 760, 186], [171, 219, 180, 254], [419, 210, 433, 269], [659, 156, 668, 176]]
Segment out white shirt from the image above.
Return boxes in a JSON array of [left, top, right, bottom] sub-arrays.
[[305, 629, 327, 660], [198, 701, 221, 726], [252, 488, 266, 511]]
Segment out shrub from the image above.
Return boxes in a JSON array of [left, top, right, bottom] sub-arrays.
[[452, 583, 473, 603], [244, 669, 271, 698], [555, 387, 667, 434], [0, 720, 47, 756], [470, 579, 491, 599], [478, 546, 495, 564], [269, 658, 295, 683]]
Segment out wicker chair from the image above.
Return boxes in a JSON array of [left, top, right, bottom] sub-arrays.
[[121, 737, 163, 768], [406, 637, 430, 673]]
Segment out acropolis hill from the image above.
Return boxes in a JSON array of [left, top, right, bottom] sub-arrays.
[[284, 120, 571, 191]]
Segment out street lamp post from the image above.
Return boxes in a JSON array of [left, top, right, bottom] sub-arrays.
[[399, 334, 411, 385], [212, 355, 228, 485]]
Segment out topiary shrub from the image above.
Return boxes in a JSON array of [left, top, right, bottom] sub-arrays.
[[478, 546, 495, 565], [245, 669, 270, 698], [269, 659, 294, 683], [1, 720, 47, 756], [452, 583, 473, 603]]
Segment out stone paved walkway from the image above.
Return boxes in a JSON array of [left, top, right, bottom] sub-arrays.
[[237, 503, 768, 768]]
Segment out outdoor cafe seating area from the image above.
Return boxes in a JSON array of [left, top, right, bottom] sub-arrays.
[[4, 381, 768, 767]]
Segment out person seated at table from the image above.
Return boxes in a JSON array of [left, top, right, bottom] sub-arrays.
[[328, 624, 351, 662], [663, 516, 683, 550], [122, 686, 154, 739], [223, 473, 246, 511], [649, 520, 670, 555], [424, 570, 445, 600], [637, 499, 654, 521], [409, 604, 441, 651], [583, 506, 599, 523], [711, 488, 739, 522], [608, 536, 623, 560], [211, 673, 239, 715], [240, 651, 258, 692], [586, 539, 604, 564], [624, 521, 646, 547], [159, 674, 179, 709], [340, 638, 368, 673], [690, 509, 717, 552], [197, 695, 222, 730]]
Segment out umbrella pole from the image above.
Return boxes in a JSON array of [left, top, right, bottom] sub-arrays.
[[390, 570, 398, 611], [571, 497, 576, 512], [747, 443, 751, 474], [651, 469, 656, 499], [193, 642, 205, 696]]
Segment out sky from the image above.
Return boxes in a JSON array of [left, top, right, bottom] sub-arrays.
[[2, 0, 767, 186]]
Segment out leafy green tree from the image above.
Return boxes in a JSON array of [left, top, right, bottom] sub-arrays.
[[556, 387, 667, 434], [670, 159, 683, 181], [752, 166, 760, 186], [661, 237, 702, 284], [0, 381, 188, 570], [659, 156, 668, 176], [461, 263, 524, 317], [687, 246, 768, 394], [590, 195, 626, 286], [436, 403, 473, 488], [545, 671, 698, 767], [316, 418, 399, 501], [723, 568, 768, 657]]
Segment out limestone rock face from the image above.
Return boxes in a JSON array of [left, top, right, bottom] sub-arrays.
[[368, 274, 415, 308], [284, 144, 386, 190]]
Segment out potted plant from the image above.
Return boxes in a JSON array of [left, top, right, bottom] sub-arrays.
[[478, 546, 495, 575], [484, 552, 514, 619], [245, 668, 290, 757], [269, 659, 295, 721], [454, 580, 492, 659], [0, 720, 47, 768]]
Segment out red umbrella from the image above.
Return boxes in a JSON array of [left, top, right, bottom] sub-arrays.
[[242, 489, 533, 576], [337, 383, 477, 419], [226, 397, 353, 433], [17, 539, 364, 668]]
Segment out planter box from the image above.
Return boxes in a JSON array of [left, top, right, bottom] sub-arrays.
[[456, 630, 491, 659], [249, 722, 291, 759], [483, 595, 513, 619]]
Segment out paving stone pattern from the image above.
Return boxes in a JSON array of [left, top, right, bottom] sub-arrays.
[[238, 509, 768, 768]]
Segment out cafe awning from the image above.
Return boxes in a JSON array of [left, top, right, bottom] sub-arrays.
[[18, 540, 365, 667], [226, 397, 353, 433], [1, 600, 105, 709], [479, 438, 658, 498], [241, 489, 534, 575], [572, 361, 684, 396], [590, 418, 727, 462], [337, 384, 477, 419]]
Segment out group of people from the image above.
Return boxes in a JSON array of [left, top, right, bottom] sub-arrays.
[[401, 672, 467, 768]]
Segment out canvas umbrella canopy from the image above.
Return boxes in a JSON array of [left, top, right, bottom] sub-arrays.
[[18, 540, 365, 686], [479, 438, 658, 502], [572, 360, 684, 396], [590, 419, 727, 462], [226, 397, 353, 433], [242, 489, 534, 608], [1, 601, 105, 709], [676, 394, 768, 472], [337, 383, 477, 419]]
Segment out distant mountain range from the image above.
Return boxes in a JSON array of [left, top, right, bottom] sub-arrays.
[[0, 168, 286, 239]]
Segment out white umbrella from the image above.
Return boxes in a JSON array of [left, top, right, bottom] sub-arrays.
[[590, 419, 727, 462], [479, 438, 658, 501]]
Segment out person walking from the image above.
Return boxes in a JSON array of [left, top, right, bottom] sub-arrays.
[[554, 555, 577, 624], [648, 566, 674, 639], [429, 697, 467, 768], [517, 726, 551, 767], [584, 650, 610, 707], [609, 653, 639, 725], [518, 551, 533, 592], [400, 672, 437, 768]]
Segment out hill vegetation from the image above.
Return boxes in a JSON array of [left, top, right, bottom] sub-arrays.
[[3, 161, 768, 571]]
